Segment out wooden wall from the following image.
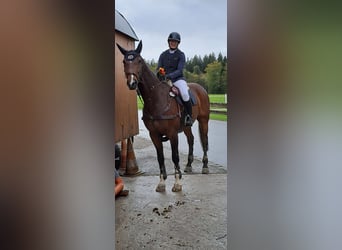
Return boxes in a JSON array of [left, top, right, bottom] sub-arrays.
[[114, 32, 139, 142]]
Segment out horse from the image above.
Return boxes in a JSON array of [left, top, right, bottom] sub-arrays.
[[116, 41, 210, 192]]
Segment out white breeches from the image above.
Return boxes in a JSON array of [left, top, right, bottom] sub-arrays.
[[173, 79, 189, 101]]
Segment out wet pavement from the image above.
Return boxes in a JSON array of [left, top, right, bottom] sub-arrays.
[[115, 116, 228, 249], [115, 174, 227, 249], [136, 110, 228, 167]]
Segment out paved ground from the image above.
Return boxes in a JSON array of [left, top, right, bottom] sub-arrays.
[[131, 136, 227, 176], [136, 110, 228, 167], [115, 174, 227, 249], [115, 117, 228, 249]]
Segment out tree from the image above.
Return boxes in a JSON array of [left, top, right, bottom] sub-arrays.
[[208, 53, 216, 64], [184, 70, 207, 90], [193, 65, 201, 75], [205, 61, 226, 94], [192, 55, 203, 72], [222, 56, 227, 65], [185, 57, 194, 72], [220, 62, 227, 93], [146, 52, 227, 94], [217, 52, 223, 63], [202, 55, 210, 69]]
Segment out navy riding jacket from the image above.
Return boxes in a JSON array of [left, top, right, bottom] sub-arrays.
[[157, 49, 186, 82]]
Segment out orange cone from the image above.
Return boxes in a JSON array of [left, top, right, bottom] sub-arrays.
[[125, 137, 140, 175]]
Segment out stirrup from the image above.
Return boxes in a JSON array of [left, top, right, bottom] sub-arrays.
[[184, 115, 193, 126]]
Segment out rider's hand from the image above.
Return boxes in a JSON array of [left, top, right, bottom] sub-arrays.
[[157, 72, 166, 81], [158, 67, 166, 76]]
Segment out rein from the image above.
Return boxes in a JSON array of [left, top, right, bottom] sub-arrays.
[[131, 57, 182, 121], [136, 87, 144, 105], [140, 80, 181, 120]]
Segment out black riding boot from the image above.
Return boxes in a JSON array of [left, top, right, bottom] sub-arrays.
[[183, 100, 193, 126]]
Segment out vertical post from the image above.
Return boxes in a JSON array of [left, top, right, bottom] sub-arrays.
[[119, 139, 127, 175]]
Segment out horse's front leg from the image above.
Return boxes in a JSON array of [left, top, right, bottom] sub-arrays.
[[169, 135, 182, 192], [150, 133, 167, 192]]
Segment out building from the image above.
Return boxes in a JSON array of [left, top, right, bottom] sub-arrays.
[[114, 10, 139, 142]]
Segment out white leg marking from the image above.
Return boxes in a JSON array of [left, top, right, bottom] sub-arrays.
[[159, 174, 165, 186]]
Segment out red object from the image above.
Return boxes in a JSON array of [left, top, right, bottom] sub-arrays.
[[159, 67, 166, 76], [115, 177, 124, 197]]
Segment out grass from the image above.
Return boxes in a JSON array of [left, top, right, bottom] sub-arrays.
[[209, 94, 227, 121], [209, 94, 227, 104], [210, 112, 227, 121], [136, 94, 227, 121], [137, 97, 144, 109]]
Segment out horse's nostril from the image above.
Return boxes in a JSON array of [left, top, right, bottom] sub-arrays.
[[128, 81, 137, 90], [127, 74, 137, 90]]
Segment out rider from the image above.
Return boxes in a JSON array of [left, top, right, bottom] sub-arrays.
[[157, 32, 193, 126]]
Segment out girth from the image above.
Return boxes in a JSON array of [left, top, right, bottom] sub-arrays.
[[142, 103, 181, 121]]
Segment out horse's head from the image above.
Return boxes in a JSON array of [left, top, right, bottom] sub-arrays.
[[116, 41, 143, 90]]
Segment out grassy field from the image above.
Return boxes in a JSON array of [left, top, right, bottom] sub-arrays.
[[209, 94, 227, 104], [136, 94, 227, 121], [209, 94, 227, 121]]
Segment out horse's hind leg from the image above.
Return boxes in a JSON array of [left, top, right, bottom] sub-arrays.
[[198, 119, 209, 174], [183, 127, 194, 173], [150, 134, 167, 192], [169, 135, 182, 192]]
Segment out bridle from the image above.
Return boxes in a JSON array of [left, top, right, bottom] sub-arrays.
[[122, 52, 141, 89], [117, 41, 165, 107]]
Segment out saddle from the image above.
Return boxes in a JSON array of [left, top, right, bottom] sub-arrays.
[[167, 83, 197, 106]]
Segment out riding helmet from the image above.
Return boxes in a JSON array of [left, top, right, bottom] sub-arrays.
[[168, 32, 181, 43]]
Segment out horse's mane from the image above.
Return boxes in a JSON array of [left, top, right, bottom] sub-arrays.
[[140, 56, 161, 83], [139, 56, 170, 92], [137, 55, 175, 118]]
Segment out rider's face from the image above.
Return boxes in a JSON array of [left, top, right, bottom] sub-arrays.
[[168, 40, 179, 49]]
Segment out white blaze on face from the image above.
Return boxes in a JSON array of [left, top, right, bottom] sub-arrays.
[[130, 74, 134, 85]]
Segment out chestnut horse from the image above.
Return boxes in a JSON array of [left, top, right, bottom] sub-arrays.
[[117, 41, 210, 192]]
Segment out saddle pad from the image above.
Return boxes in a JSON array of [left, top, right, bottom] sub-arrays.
[[175, 90, 197, 106]]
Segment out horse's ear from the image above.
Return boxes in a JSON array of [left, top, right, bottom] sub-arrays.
[[116, 43, 127, 55], [135, 40, 142, 54]]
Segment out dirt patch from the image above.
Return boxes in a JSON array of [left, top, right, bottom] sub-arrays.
[[151, 200, 186, 219]]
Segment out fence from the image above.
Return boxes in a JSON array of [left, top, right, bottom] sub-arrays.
[[210, 102, 227, 115]]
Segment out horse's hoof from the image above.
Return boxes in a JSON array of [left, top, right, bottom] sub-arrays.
[[184, 166, 192, 173], [202, 167, 209, 174], [172, 184, 182, 192], [156, 184, 166, 192]]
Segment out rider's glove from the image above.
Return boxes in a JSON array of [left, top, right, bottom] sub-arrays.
[[157, 67, 166, 81]]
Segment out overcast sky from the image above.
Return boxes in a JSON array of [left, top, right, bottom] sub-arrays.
[[115, 0, 227, 62]]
